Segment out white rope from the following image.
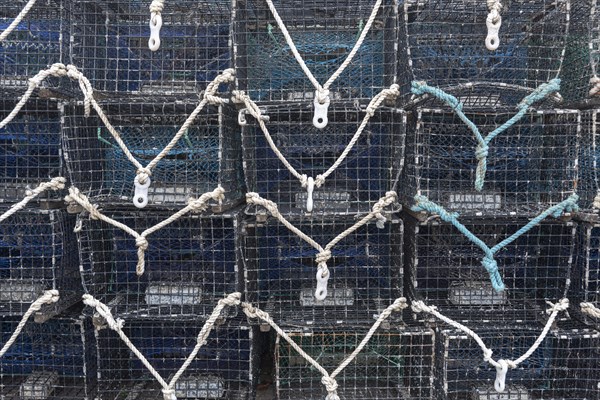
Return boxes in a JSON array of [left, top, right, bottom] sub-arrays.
[[0, 64, 234, 208], [246, 191, 397, 300], [66, 185, 225, 276], [411, 298, 569, 393], [0, 0, 38, 43], [232, 85, 399, 211], [84, 293, 407, 400], [581, 302, 600, 319], [0, 177, 66, 223], [148, 0, 164, 51], [0, 290, 59, 358], [264, 0, 384, 127], [485, 0, 502, 50]]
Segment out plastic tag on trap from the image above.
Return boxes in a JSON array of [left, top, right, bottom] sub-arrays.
[[0, 281, 45, 303], [145, 284, 202, 306], [173, 375, 226, 399], [295, 191, 351, 212], [19, 371, 59, 400], [449, 281, 507, 306], [472, 385, 529, 400], [448, 192, 502, 211], [300, 287, 354, 307]]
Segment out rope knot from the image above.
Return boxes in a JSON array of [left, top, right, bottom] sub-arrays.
[[483, 349, 493, 362], [30, 289, 60, 311], [242, 303, 260, 319], [390, 297, 408, 312], [314, 174, 326, 188], [411, 300, 433, 314], [475, 143, 489, 160], [219, 292, 242, 307], [481, 256, 498, 275], [150, 0, 164, 13], [590, 75, 600, 97], [315, 250, 331, 265], [316, 88, 330, 104], [187, 198, 209, 213], [321, 376, 338, 394], [136, 168, 152, 184], [580, 302, 600, 318], [545, 298, 569, 314], [136, 236, 149, 251], [161, 388, 177, 400]]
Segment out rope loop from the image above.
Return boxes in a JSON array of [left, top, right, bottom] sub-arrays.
[[545, 298, 569, 314], [580, 302, 600, 318], [321, 376, 339, 400], [315, 250, 332, 265], [475, 143, 489, 160], [590, 76, 600, 97], [481, 256, 505, 292], [411, 300, 435, 314], [161, 388, 177, 400], [483, 348, 494, 362], [315, 88, 330, 105], [136, 168, 152, 185]]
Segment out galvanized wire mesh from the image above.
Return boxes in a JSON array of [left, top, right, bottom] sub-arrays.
[[0, 309, 96, 399], [275, 327, 434, 399], [578, 110, 600, 214], [397, 0, 570, 106], [0, 208, 80, 319], [403, 214, 576, 323], [62, 99, 244, 210], [77, 208, 242, 320], [575, 223, 600, 328], [69, 0, 232, 94], [94, 319, 257, 400], [399, 108, 578, 217], [233, 0, 397, 102], [242, 213, 403, 327], [241, 103, 404, 216]]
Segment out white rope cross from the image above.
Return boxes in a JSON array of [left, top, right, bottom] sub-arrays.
[[0, 0, 38, 43], [485, 0, 502, 50], [84, 292, 408, 400], [411, 298, 569, 393], [233, 85, 399, 211], [0, 177, 66, 223], [1, 64, 234, 208], [148, 0, 164, 51], [246, 191, 397, 300], [66, 185, 225, 276], [264, 0, 384, 128], [580, 302, 600, 319], [0, 290, 59, 358]]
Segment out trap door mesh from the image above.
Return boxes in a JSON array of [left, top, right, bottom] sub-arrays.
[[77, 208, 242, 320], [62, 99, 244, 209], [0, 311, 97, 399], [398, 0, 569, 105], [70, 0, 232, 94], [241, 103, 404, 216], [233, 0, 398, 102], [242, 213, 402, 327], [275, 327, 434, 399]]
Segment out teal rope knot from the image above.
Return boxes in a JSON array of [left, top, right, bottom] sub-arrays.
[[550, 194, 579, 218], [412, 195, 459, 219], [481, 256, 505, 292], [411, 79, 561, 192]]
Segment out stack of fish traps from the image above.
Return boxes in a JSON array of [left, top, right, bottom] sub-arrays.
[[0, 0, 599, 399]]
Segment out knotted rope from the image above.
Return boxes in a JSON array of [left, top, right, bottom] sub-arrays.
[[0, 290, 59, 358], [0, 0, 38, 43], [1, 64, 234, 207], [412, 298, 569, 393], [66, 186, 225, 275], [232, 85, 399, 211], [0, 177, 66, 223], [411, 79, 561, 191], [580, 302, 600, 319], [264, 0, 384, 127], [411, 194, 579, 292], [246, 191, 397, 300], [485, 0, 502, 50]]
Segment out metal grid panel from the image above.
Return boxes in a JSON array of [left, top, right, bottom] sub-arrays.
[[403, 214, 576, 323], [242, 213, 402, 327], [94, 319, 257, 400], [233, 0, 397, 103], [400, 109, 578, 217], [0, 208, 80, 320], [0, 99, 64, 203], [275, 327, 434, 399], [0, 0, 70, 92], [397, 0, 570, 106], [578, 110, 600, 215], [241, 104, 404, 216], [574, 223, 600, 328], [69, 0, 232, 94], [62, 100, 244, 210], [435, 323, 600, 400], [77, 209, 242, 320], [0, 311, 97, 399]]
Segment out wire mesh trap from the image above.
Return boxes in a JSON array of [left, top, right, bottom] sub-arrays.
[[274, 327, 434, 399], [574, 222, 600, 328], [399, 108, 578, 217], [241, 213, 402, 327], [397, 0, 570, 106], [0, 0, 70, 94], [0, 207, 80, 320], [62, 99, 244, 210], [434, 322, 600, 400], [241, 103, 405, 216], [94, 319, 257, 400], [76, 208, 242, 321], [578, 109, 600, 216], [403, 213, 576, 323], [69, 0, 232, 94], [0, 99, 64, 203], [0, 309, 97, 399], [232, 0, 397, 103]]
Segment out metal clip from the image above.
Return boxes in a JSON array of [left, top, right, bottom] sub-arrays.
[[133, 177, 151, 208], [306, 176, 315, 212], [485, 14, 501, 51], [148, 13, 162, 51], [315, 268, 329, 300], [313, 92, 330, 129]]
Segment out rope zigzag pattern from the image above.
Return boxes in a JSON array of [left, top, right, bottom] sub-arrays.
[[411, 193, 579, 292], [411, 78, 561, 191]]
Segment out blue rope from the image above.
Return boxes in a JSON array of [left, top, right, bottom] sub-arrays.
[[411, 194, 579, 292], [411, 79, 561, 191]]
